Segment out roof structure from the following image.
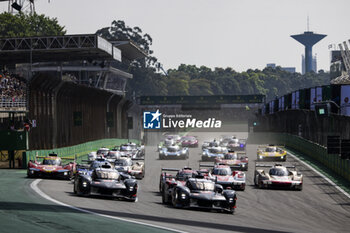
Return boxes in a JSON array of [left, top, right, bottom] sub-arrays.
[[0, 34, 147, 64]]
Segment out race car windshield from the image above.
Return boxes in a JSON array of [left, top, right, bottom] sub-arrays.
[[265, 147, 277, 152], [97, 149, 109, 154], [182, 136, 194, 141], [189, 181, 215, 191], [42, 159, 60, 166], [209, 142, 219, 147], [177, 172, 193, 181], [91, 162, 109, 169], [106, 152, 118, 158], [224, 153, 237, 159], [229, 139, 239, 144], [120, 146, 132, 151], [209, 148, 220, 153], [213, 167, 231, 175], [269, 168, 289, 176], [115, 160, 132, 166], [167, 147, 179, 152]]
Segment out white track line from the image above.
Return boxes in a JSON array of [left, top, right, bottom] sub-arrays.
[[287, 151, 350, 199], [30, 179, 187, 233]]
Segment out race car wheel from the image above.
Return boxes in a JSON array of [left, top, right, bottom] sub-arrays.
[[297, 184, 303, 191], [172, 190, 179, 207], [162, 189, 168, 204], [258, 181, 264, 189]]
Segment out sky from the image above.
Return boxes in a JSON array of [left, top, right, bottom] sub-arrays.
[[2, 0, 350, 73]]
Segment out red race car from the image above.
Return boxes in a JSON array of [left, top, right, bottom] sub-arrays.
[[215, 152, 248, 171], [27, 153, 76, 180]]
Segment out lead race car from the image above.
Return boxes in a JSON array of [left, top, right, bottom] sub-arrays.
[[257, 145, 287, 161], [254, 163, 303, 190], [159, 144, 189, 160], [163, 176, 237, 214], [200, 163, 246, 191], [27, 153, 76, 179], [74, 162, 138, 201]]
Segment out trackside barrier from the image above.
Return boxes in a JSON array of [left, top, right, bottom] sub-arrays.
[[23, 138, 140, 168], [248, 133, 350, 183]]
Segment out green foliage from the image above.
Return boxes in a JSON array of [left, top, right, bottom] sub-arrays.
[[0, 12, 66, 37], [96, 20, 330, 100]]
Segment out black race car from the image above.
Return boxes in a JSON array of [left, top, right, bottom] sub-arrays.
[[162, 177, 237, 214], [74, 162, 138, 201]]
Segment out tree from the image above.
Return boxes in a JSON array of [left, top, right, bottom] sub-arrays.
[[0, 12, 66, 37]]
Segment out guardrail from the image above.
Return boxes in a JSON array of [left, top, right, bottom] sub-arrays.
[[24, 138, 140, 168], [0, 100, 26, 108], [248, 132, 350, 182]]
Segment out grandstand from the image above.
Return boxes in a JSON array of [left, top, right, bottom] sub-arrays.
[[0, 34, 147, 150]]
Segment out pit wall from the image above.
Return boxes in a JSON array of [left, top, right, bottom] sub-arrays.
[[248, 132, 350, 183], [23, 138, 140, 168]]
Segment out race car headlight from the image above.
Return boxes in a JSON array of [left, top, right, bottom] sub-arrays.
[[30, 170, 34, 174], [64, 172, 68, 176], [281, 156, 284, 159], [181, 193, 187, 199], [160, 151, 164, 154], [241, 164, 245, 167], [82, 182, 87, 187], [129, 186, 134, 191], [202, 152, 206, 156], [228, 198, 234, 203], [181, 150, 186, 154], [259, 156, 263, 159]]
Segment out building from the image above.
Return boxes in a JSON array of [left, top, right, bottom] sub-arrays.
[[266, 63, 296, 73], [301, 55, 317, 74]]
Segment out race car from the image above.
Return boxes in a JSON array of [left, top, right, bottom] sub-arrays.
[[27, 153, 76, 180], [116, 143, 142, 159], [159, 144, 189, 160], [96, 147, 110, 157], [257, 145, 287, 161], [202, 140, 220, 150], [254, 163, 303, 190], [226, 138, 246, 152], [73, 162, 138, 201], [200, 164, 246, 191], [180, 135, 198, 147], [105, 150, 121, 163], [75, 157, 112, 176], [215, 152, 248, 171], [162, 177, 237, 214], [201, 146, 228, 161], [159, 167, 198, 193], [88, 151, 97, 161], [114, 157, 145, 179], [219, 136, 236, 147], [164, 134, 181, 143]]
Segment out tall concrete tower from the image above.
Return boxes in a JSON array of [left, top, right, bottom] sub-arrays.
[[291, 31, 326, 73]]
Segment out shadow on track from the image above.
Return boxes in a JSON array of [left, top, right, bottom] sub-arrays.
[[0, 201, 291, 233]]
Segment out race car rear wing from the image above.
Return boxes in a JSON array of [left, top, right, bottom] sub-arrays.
[[199, 163, 214, 168], [255, 163, 296, 169], [35, 154, 76, 161], [161, 168, 180, 172]]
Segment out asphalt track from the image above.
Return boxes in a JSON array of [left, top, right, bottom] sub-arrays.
[[34, 128, 350, 233]]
